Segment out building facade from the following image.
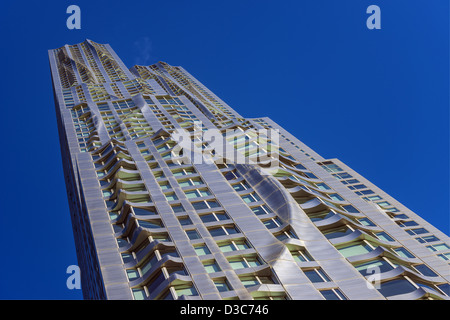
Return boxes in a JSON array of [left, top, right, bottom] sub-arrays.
[[48, 39, 450, 300]]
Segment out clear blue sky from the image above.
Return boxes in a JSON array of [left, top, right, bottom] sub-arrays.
[[0, 0, 448, 299]]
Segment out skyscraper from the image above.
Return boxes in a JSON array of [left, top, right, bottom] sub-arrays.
[[48, 39, 450, 300]]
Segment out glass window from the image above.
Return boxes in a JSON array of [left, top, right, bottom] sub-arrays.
[[426, 243, 450, 252], [175, 285, 198, 297], [377, 278, 417, 297], [406, 228, 429, 235], [209, 227, 227, 237], [178, 217, 192, 226], [121, 253, 134, 263], [358, 218, 376, 227], [246, 256, 262, 267], [214, 280, 231, 292], [416, 235, 439, 243], [304, 268, 330, 283], [329, 193, 344, 202], [229, 259, 247, 270], [251, 205, 272, 215], [140, 255, 158, 275], [342, 205, 359, 213], [132, 288, 146, 300], [437, 283, 450, 296], [320, 289, 347, 300], [133, 207, 157, 215], [338, 242, 372, 258], [414, 264, 437, 277], [399, 220, 419, 227], [194, 244, 211, 256], [324, 226, 353, 240], [315, 183, 331, 191], [165, 192, 178, 201], [159, 182, 171, 190], [375, 232, 395, 242], [241, 277, 260, 287], [127, 269, 139, 281], [393, 247, 415, 259], [242, 193, 258, 203], [186, 229, 201, 240], [263, 219, 279, 229], [203, 261, 221, 273], [291, 249, 314, 262], [354, 259, 394, 276], [171, 204, 185, 213]]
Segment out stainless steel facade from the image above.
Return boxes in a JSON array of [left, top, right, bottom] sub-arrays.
[[49, 39, 450, 300]]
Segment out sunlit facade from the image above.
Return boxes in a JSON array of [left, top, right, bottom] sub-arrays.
[[49, 39, 450, 300]]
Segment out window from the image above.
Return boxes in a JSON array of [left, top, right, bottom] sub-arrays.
[[354, 259, 394, 276], [127, 269, 139, 281], [241, 192, 262, 203], [138, 219, 163, 229], [203, 261, 221, 273], [178, 216, 193, 226], [416, 235, 439, 244], [397, 220, 419, 227], [333, 172, 352, 180], [194, 244, 211, 256], [303, 268, 331, 283], [262, 217, 283, 229], [375, 232, 395, 242], [251, 205, 273, 215], [348, 184, 367, 190], [393, 247, 415, 259], [363, 195, 383, 201], [337, 242, 373, 258], [185, 188, 212, 199], [159, 181, 172, 190], [192, 200, 221, 211], [406, 228, 429, 236], [218, 240, 251, 253], [224, 170, 240, 180], [329, 193, 344, 202], [178, 177, 203, 187], [132, 288, 146, 300], [414, 264, 438, 277], [186, 229, 201, 240], [315, 183, 331, 191], [121, 253, 134, 263], [172, 167, 196, 176], [437, 253, 450, 261], [240, 275, 276, 287], [139, 254, 158, 275], [358, 217, 376, 227], [320, 162, 344, 173], [208, 225, 240, 237], [323, 226, 353, 240], [320, 289, 347, 300], [437, 283, 450, 296], [200, 211, 230, 223], [291, 248, 314, 262], [164, 192, 178, 201], [171, 204, 185, 213], [174, 284, 198, 298], [377, 278, 417, 297], [275, 228, 298, 241], [133, 207, 158, 215], [232, 181, 251, 192], [342, 205, 359, 213], [214, 279, 232, 292], [228, 256, 263, 270], [426, 243, 450, 252]]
